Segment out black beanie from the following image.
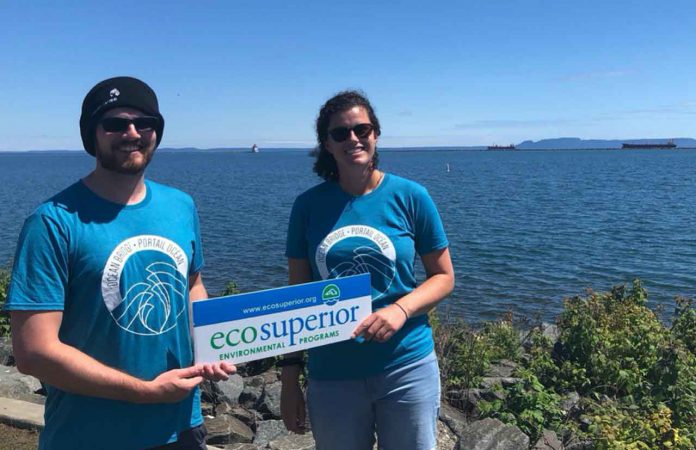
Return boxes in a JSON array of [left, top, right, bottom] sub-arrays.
[[79, 76, 165, 156]]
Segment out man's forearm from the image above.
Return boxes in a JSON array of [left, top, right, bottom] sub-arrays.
[[12, 311, 202, 404], [16, 339, 156, 403]]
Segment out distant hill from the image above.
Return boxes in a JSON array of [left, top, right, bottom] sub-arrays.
[[516, 137, 696, 149]]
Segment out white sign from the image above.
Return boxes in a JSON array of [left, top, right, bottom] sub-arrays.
[[192, 274, 371, 364]]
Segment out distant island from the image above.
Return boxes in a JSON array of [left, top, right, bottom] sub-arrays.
[[515, 137, 696, 150], [384, 138, 696, 152]]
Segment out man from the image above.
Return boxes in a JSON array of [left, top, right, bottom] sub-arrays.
[[6, 76, 234, 449]]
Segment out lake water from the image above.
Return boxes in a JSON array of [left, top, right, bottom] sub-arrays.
[[2, 149, 695, 323]]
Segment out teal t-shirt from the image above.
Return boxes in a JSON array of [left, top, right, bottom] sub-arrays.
[[286, 173, 449, 379], [6, 180, 204, 450]]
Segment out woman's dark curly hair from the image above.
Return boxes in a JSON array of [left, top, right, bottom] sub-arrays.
[[313, 90, 381, 181]]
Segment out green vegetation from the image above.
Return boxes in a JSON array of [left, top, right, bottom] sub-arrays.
[[430, 310, 490, 390], [434, 280, 696, 449], [0, 267, 10, 337], [478, 369, 564, 442], [220, 280, 241, 296]]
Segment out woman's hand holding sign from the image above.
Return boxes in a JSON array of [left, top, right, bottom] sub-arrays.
[[352, 301, 409, 343]]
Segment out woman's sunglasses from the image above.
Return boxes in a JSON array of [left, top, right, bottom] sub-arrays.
[[328, 123, 374, 142], [100, 117, 159, 133]]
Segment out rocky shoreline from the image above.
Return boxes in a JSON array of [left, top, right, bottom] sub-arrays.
[[0, 334, 586, 450]]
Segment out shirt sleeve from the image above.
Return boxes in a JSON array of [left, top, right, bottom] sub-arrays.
[[285, 196, 309, 259], [5, 212, 69, 311], [190, 206, 205, 275], [412, 186, 449, 256]]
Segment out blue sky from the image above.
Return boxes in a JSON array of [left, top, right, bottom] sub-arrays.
[[1, 0, 694, 151]]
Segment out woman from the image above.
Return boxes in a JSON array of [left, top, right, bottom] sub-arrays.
[[281, 90, 454, 450]]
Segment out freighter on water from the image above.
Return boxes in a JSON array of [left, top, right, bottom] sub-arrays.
[[621, 140, 676, 149]]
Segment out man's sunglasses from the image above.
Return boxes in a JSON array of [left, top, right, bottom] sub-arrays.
[[328, 123, 375, 142], [100, 117, 159, 133]]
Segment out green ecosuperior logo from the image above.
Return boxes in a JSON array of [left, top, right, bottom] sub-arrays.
[[322, 284, 340, 305]]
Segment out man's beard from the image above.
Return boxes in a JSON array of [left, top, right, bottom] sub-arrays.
[[97, 143, 155, 175]]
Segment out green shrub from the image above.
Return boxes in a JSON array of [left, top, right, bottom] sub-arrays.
[[0, 268, 10, 337], [431, 311, 489, 390], [480, 317, 521, 362], [526, 329, 591, 393], [557, 280, 668, 397], [587, 400, 693, 450], [220, 281, 241, 296], [672, 297, 696, 356], [478, 369, 564, 443], [550, 280, 696, 445], [649, 342, 696, 432], [433, 282, 696, 446]]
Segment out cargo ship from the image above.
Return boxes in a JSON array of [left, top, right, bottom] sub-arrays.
[[487, 144, 516, 150], [621, 140, 676, 149]]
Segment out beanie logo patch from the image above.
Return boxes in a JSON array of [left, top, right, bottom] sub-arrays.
[[101, 88, 121, 108]]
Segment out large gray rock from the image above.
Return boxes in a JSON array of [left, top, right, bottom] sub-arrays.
[[201, 380, 217, 403], [458, 418, 529, 450], [217, 374, 245, 406], [479, 377, 521, 390], [0, 366, 44, 404], [541, 323, 560, 343], [229, 405, 258, 431], [201, 375, 245, 408], [0, 337, 13, 366], [437, 419, 459, 450], [240, 375, 265, 409], [205, 413, 254, 445], [268, 431, 315, 450], [563, 435, 594, 450], [257, 380, 281, 419], [560, 392, 581, 418], [254, 419, 289, 446], [439, 403, 468, 438], [447, 388, 504, 415], [445, 389, 468, 411], [485, 360, 517, 378], [533, 429, 564, 450], [260, 369, 279, 385], [521, 323, 560, 351], [445, 388, 507, 417]]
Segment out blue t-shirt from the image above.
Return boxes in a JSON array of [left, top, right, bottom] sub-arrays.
[[286, 173, 449, 380], [6, 180, 204, 450]]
